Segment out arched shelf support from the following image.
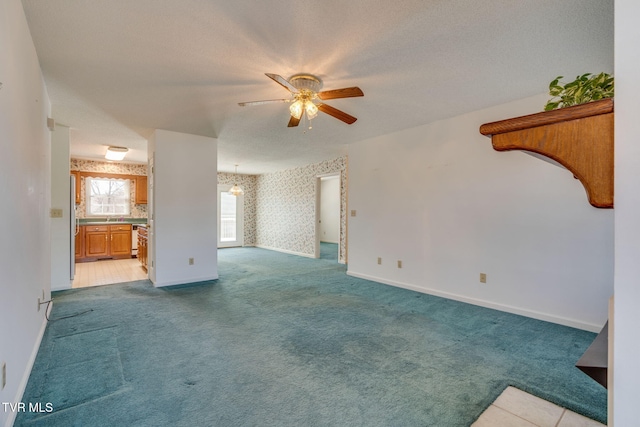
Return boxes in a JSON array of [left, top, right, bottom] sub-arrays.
[[480, 99, 614, 208]]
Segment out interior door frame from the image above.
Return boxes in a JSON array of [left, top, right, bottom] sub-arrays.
[[315, 172, 342, 261], [217, 184, 244, 248]]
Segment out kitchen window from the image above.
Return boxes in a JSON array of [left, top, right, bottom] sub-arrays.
[[85, 177, 131, 216]]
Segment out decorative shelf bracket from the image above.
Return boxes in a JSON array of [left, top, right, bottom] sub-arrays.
[[479, 99, 614, 208]]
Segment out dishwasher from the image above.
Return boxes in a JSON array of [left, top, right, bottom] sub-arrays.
[[131, 225, 139, 257]]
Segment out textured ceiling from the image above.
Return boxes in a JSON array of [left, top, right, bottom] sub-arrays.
[[21, 0, 613, 174]]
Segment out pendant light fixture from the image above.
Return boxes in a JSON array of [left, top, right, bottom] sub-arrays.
[[228, 165, 244, 196]]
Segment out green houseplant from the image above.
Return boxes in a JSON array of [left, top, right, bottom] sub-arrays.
[[544, 72, 614, 111]]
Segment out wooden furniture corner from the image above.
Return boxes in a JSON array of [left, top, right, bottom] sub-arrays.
[[479, 98, 614, 208]]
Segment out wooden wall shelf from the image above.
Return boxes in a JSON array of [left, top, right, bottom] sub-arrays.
[[479, 99, 614, 208]]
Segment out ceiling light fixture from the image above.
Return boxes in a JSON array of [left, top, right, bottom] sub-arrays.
[[228, 165, 244, 197], [238, 73, 363, 129], [105, 146, 129, 161], [288, 87, 319, 129]]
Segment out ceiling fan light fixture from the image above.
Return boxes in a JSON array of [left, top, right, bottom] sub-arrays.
[[239, 73, 363, 127], [105, 146, 128, 161], [305, 101, 318, 120], [289, 100, 304, 119]]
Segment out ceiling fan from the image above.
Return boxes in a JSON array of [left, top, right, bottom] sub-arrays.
[[238, 73, 364, 128]]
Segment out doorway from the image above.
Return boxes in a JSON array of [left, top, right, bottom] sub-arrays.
[[218, 184, 244, 248], [315, 174, 341, 261]]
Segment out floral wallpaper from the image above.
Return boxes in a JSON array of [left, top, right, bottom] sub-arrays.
[[71, 158, 148, 219], [256, 157, 348, 263], [217, 172, 258, 246]]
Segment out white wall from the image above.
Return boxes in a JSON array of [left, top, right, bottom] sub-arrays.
[[320, 176, 340, 243], [613, 0, 640, 423], [0, 1, 52, 426], [51, 125, 71, 291], [148, 130, 218, 287], [347, 94, 614, 332]]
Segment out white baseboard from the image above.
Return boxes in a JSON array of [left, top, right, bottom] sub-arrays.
[[346, 270, 601, 332], [51, 282, 72, 292], [255, 245, 315, 259], [4, 311, 49, 427]]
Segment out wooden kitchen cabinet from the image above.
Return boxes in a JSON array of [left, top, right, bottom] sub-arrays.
[[110, 224, 132, 256], [71, 171, 81, 205], [75, 226, 84, 259], [137, 225, 148, 271], [135, 176, 148, 204], [84, 225, 109, 258], [78, 224, 132, 262]]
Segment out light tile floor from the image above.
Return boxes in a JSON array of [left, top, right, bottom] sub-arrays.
[[472, 386, 606, 427], [72, 258, 148, 288]]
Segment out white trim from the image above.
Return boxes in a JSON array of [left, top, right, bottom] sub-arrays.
[[346, 270, 602, 333], [314, 177, 321, 258], [254, 245, 315, 258], [316, 172, 341, 261], [317, 172, 340, 179], [151, 275, 219, 288], [51, 281, 72, 292], [5, 314, 49, 427]]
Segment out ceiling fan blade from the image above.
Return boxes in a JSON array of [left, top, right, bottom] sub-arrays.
[[238, 99, 290, 107], [288, 115, 301, 127], [318, 103, 357, 124], [265, 73, 298, 93], [317, 87, 364, 100]]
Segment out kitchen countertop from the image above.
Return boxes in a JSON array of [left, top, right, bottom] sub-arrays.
[[79, 218, 148, 226]]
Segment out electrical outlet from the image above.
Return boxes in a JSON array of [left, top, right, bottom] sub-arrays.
[[350, 210, 356, 217], [377, 257, 382, 265], [480, 273, 487, 283], [188, 258, 194, 265], [50, 208, 63, 218], [1, 361, 6, 390], [397, 260, 402, 268]]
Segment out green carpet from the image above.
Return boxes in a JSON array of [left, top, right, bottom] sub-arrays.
[[319, 242, 338, 261], [16, 245, 606, 426]]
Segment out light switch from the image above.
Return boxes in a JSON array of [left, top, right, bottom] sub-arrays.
[[50, 208, 63, 218]]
